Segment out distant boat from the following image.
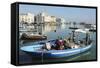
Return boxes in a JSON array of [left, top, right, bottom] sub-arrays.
[[89, 29, 96, 32], [20, 33, 47, 40], [89, 25, 96, 32], [20, 29, 93, 58], [69, 27, 78, 29]]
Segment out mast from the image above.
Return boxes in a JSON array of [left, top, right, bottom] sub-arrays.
[[72, 30, 75, 42], [86, 32, 90, 45]]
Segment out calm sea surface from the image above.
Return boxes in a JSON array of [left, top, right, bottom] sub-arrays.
[[19, 24, 96, 64]]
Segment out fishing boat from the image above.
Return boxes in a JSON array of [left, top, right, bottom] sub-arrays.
[[20, 29, 92, 58], [89, 27, 96, 32], [20, 33, 47, 40]]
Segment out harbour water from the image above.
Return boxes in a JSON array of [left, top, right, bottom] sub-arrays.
[[19, 23, 96, 64]]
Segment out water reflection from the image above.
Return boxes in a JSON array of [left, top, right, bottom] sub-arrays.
[[32, 23, 71, 37], [35, 23, 63, 34]]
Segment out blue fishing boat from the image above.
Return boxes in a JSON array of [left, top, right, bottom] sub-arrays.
[[20, 29, 93, 58]]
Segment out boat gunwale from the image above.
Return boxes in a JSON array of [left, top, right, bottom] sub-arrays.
[[20, 43, 92, 54]]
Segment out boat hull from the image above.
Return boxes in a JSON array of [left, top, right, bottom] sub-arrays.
[[20, 43, 92, 58], [20, 33, 47, 40]]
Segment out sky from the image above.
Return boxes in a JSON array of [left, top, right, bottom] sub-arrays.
[[19, 4, 96, 24]]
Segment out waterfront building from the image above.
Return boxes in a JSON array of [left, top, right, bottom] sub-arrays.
[[35, 12, 56, 24], [19, 13, 34, 24], [56, 17, 65, 25], [34, 13, 44, 24], [19, 13, 35, 36], [84, 24, 92, 28]]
